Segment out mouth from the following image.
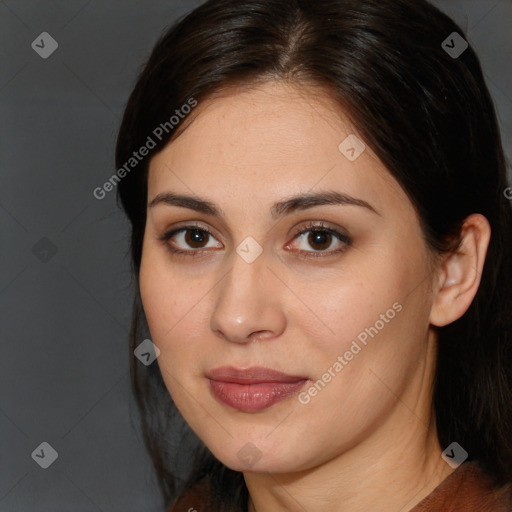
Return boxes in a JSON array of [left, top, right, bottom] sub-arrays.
[[206, 366, 309, 412]]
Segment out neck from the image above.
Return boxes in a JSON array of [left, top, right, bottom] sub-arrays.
[[245, 418, 453, 512]]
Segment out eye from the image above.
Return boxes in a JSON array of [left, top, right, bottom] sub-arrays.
[[286, 222, 351, 257], [158, 221, 351, 258], [158, 224, 222, 255]]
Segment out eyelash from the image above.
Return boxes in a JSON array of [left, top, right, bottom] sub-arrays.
[[157, 221, 352, 259]]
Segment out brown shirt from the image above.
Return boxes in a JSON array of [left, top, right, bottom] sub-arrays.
[[168, 462, 512, 511]]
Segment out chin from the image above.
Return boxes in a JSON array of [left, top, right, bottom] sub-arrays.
[[205, 435, 307, 474]]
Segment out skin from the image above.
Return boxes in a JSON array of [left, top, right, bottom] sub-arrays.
[[139, 80, 491, 511]]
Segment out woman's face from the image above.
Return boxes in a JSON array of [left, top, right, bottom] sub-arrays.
[[139, 81, 439, 473]]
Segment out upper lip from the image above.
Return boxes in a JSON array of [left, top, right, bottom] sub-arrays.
[[206, 366, 308, 384]]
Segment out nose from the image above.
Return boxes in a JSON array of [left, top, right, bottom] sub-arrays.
[[210, 249, 286, 344]]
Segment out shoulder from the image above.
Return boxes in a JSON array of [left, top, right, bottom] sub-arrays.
[[167, 477, 212, 512], [411, 461, 512, 512]]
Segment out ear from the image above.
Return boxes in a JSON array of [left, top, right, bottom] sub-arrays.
[[430, 214, 491, 328]]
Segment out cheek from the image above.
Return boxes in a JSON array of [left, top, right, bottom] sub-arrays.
[[295, 245, 431, 391], [306, 289, 431, 418], [139, 257, 202, 398], [139, 249, 204, 343], [138, 250, 216, 404], [293, 256, 409, 354], [139, 260, 171, 340]]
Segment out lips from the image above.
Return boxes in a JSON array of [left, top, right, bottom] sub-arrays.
[[206, 366, 308, 412]]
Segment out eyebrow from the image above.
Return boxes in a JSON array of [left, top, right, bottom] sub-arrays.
[[148, 190, 380, 219]]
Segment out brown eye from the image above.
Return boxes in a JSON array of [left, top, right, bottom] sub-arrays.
[[184, 229, 210, 248], [288, 223, 352, 257], [159, 225, 223, 254], [307, 231, 334, 251]]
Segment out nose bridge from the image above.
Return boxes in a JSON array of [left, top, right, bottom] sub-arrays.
[[210, 246, 285, 343], [217, 249, 266, 320], [222, 233, 267, 301]]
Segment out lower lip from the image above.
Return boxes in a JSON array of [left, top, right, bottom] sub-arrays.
[[208, 379, 307, 412]]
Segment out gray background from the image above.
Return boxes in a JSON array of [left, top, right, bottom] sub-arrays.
[[1, 1, 511, 511]]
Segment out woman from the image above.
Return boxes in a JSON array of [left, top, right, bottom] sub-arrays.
[[116, 0, 512, 510]]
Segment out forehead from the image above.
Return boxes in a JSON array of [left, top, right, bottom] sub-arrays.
[[153, 81, 354, 166], [147, 81, 409, 217]]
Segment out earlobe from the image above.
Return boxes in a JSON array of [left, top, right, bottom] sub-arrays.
[[430, 214, 491, 328]]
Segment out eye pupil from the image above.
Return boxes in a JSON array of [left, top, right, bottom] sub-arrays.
[[308, 231, 332, 250], [185, 229, 208, 248]]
